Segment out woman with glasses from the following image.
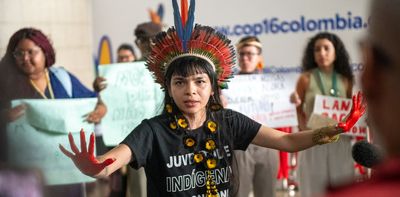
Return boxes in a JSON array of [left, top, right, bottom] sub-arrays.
[[236, 36, 264, 74], [0, 27, 106, 197], [233, 36, 279, 197]]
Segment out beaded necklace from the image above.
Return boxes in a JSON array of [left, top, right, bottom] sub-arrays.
[[29, 69, 54, 99], [166, 103, 221, 197], [314, 68, 339, 97]]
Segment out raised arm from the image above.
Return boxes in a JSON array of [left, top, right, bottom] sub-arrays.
[[252, 92, 366, 152], [293, 73, 310, 130], [85, 97, 107, 123], [59, 129, 132, 178]]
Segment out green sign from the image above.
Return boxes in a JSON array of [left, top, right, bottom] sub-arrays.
[[99, 62, 164, 146], [7, 98, 98, 185]]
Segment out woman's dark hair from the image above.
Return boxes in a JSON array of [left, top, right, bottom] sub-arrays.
[[118, 43, 136, 57], [163, 56, 222, 112], [302, 32, 353, 82], [6, 27, 55, 68]]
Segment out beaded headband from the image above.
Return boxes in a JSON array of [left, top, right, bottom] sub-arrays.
[[146, 0, 236, 90], [236, 40, 263, 50]]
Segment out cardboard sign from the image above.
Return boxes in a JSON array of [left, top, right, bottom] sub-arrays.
[[222, 73, 299, 128], [7, 98, 97, 185], [98, 62, 164, 146], [312, 95, 367, 137]]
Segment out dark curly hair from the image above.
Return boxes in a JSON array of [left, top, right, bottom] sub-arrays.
[[302, 32, 353, 82]]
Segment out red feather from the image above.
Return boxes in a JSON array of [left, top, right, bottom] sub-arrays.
[[181, 0, 188, 28]]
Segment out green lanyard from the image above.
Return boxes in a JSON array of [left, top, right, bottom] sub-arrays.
[[315, 68, 338, 97]]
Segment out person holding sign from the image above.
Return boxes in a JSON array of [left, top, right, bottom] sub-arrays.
[[290, 32, 355, 197], [59, 1, 365, 196], [117, 43, 137, 63], [0, 28, 106, 196], [233, 36, 279, 197], [134, 21, 163, 61], [236, 36, 264, 75]]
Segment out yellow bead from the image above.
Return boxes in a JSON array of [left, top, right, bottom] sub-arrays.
[[207, 121, 217, 133], [170, 122, 177, 130], [185, 137, 195, 148], [193, 153, 204, 163], [205, 139, 216, 151], [206, 158, 217, 169], [178, 118, 188, 128], [165, 104, 173, 113]]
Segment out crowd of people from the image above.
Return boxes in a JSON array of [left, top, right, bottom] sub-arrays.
[[1, 0, 399, 196]]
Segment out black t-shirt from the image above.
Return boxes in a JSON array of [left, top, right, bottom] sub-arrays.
[[121, 109, 261, 197]]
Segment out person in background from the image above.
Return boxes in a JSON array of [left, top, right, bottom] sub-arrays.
[[236, 36, 264, 75], [90, 43, 137, 197], [124, 21, 163, 197], [92, 22, 162, 93], [0, 27, 106, 197], [92, 43, 137, 93], [233, 36, 279, 197], [90, 22, 163, 197], [117, 43, 136, 63], [325, 0, 400, 196], [133, 22, 162, 61], [290, 32, 355, 197]]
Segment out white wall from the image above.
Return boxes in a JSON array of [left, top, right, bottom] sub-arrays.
[[92, 0, 371, 69], [0, 0, 94, 87]]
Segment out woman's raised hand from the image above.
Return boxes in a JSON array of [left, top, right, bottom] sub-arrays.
[[337, 92, 367, 132], [290, 92, 302, 107], [59, 129, 115, 176], [92, 76, 107, 92]]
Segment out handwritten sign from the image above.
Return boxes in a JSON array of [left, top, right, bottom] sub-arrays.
[[222, 73, 299, 128], [7, 99, 97, 185], [99, 62, 164, 146], [312, 95, 367, 137]]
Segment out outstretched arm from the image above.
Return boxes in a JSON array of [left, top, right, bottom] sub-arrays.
[[59, 129, 132, 178], [252, 92, 366, 152]]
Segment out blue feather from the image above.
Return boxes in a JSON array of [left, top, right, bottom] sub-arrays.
[[172, 0, 184, 47], [182, 0, 195, 52], [157, 4, 164, 21]]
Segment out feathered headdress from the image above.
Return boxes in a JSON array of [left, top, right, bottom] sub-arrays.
[[146, 0, 235, 90]]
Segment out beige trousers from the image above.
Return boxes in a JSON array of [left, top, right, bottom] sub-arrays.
[[298, 136, 354, 197], [234, 144, 279, 197]]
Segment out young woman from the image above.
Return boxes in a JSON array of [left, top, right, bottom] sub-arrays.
[[291, 32, 356, 197], [59, 1, 365, 196]]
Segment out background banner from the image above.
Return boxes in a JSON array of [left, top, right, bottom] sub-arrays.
[[222, 72, 299, 128]]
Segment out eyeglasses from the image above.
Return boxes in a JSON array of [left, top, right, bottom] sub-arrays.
[[13, 48, 42, 59], [238, 52, 259, 58]]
